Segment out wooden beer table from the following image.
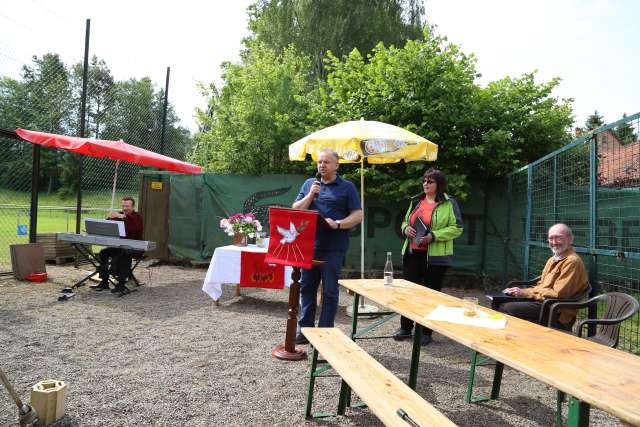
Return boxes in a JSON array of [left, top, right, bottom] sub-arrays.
[[340, 278, 640, 426]]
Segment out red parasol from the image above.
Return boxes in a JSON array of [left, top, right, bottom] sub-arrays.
[[16, 128, 202, 174]]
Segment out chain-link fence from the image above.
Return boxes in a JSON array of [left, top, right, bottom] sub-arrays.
[[0, 15, 193, 272], [505, 112, 640, 354]]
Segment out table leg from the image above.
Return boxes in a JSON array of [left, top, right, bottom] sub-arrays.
[[236, 284, 241, 297], [567, 397, 590, 427], [272, 266, 306, 361], [408, 324, 423, 390]]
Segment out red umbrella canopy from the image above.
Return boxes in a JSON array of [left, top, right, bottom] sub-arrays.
[[16, 128, 202, 174]]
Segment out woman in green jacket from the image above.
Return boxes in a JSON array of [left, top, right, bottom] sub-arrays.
[[393, 168, 464, 345]]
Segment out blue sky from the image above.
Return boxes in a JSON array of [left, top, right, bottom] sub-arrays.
[[0, 0, 638, 132]]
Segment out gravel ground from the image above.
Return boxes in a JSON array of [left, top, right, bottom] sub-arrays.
[[0, 262, 619, 427]]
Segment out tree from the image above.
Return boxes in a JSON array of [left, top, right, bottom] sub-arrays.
[[70, 56, 115, 139], [303, 34, 573, 200], [246, 0, 425, 78], [585, 110, 604, 131], [614, 113, 637, 145], [20, 54, 73, 194], [191, 44, 313, 174], [194, 30, 574, 201]]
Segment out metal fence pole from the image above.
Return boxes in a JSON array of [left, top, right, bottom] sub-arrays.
[[524, 165, 533, 280], [75, 18, 90, 236], [502, 175, 512, 287], [160, 66, 170, 155], [588, 136, 598, 334], [552, 155, 558, 223], [480, 179, 489, 276], [28, 145, 40, 243]]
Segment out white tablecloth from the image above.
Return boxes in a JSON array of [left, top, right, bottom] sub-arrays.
[[202, 242, 293, 301]]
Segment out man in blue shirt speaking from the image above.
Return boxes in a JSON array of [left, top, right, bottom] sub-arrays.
[[293, 149, 363, 344]]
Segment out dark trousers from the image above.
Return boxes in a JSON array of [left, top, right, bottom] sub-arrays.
[[401, 251, 449, 335], [298, 250, 345, 330], [498, 300, 574, 331], [498, 301, 542, 323], [98, 247, 132, 285]]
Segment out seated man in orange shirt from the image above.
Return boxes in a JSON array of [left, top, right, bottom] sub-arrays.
[[499, 223, 588, 330]]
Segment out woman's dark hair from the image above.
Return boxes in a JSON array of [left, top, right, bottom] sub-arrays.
[[423, 168, 447, 202]]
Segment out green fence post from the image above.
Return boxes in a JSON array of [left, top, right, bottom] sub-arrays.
[[588, 136, 598, 334], [553, 155, 558, 223], [502, 175, 512, 286], [524, 165, 533, 280]]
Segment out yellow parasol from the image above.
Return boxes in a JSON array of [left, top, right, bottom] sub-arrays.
[[289, 119, 438, 296]]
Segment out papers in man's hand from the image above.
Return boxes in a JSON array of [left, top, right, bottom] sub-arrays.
[[425, 305, 507, 329], [413, 217, 430, 246]]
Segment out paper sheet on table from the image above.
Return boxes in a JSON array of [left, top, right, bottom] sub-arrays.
[[425, 305, 507, 329]]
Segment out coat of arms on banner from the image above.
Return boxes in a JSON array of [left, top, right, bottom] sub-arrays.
[[265, 207, 318, 269], [240, 251, 284, 289]]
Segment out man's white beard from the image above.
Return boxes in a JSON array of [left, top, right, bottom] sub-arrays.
[[551, 245, 568, 260]]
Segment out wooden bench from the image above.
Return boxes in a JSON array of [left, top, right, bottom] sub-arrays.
[[302, 327, 456, 426]]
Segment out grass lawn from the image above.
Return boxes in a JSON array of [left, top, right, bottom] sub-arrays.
[[0, 190, 126, 269]]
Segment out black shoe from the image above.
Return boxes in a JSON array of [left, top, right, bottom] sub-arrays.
[[295, 333, 309, 345], [393, 328, 412, 341], [90, 282, 110, 291], [420, 335, 432, 346], [111, 284, 129, 294]]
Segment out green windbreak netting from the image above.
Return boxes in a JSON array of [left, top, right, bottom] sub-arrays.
[[167, 173, 509, 275]]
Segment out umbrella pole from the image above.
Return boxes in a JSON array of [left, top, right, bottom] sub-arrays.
[[360, 157, 364, 280], [346, 158, 378, 317], [109, 160, 120, 211]]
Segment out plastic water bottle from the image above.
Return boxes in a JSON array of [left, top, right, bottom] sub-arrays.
[[384, 252, 393, 286]]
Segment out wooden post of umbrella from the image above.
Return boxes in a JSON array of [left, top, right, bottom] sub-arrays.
[[272, 260, 323, 361]]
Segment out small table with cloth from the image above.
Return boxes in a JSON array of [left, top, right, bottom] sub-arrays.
[[202, 242, 293, 305]]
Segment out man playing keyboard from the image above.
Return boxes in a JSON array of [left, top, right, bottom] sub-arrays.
[[91, 196, 143, 294]]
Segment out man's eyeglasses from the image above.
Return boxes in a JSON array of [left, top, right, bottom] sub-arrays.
[[423, 178, 436, 184]]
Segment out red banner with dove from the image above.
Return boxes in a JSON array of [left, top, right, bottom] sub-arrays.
[[265, 207, 317, 269], [240, 251, 285, 289]]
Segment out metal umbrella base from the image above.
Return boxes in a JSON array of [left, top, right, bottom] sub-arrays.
[[346, 298, 380, 318]]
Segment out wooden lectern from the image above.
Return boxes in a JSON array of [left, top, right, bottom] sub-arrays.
[[272, 260, 323, 361]]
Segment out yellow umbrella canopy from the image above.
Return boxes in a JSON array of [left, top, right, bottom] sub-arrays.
[[289, 119, 438, 164]]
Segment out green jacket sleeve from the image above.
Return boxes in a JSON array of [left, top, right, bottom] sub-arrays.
[[431, 198, 463, 242]]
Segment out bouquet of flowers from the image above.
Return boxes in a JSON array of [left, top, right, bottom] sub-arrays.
[[219, 213, 262, 238]]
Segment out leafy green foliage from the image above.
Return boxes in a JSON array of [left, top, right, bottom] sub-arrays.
[[191, 44, 313, 175], [305, 34, 573, 200], [194, 14, 574, 202], [585, 110, 604, 130], [0, 53, 192, 197], [246, 0, 425, 78], [614, 113, 638, 145]]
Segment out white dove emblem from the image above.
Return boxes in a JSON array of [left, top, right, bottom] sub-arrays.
[[277, 222, 299, 244]]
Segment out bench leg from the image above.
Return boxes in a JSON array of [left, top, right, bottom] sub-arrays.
[[305, 348, 319, 419], [339, 293, 361, 410], [567, 396, 589, 427], [408, 324, 423, 390]]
